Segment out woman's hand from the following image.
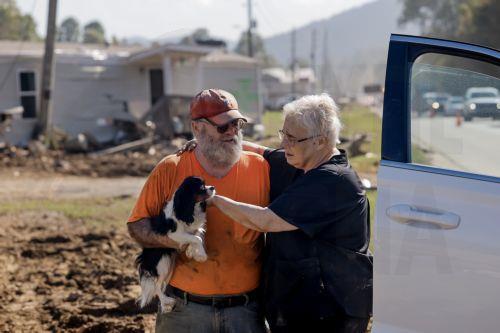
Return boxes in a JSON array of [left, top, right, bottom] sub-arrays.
[[205, 194, 218, 207], [176, 139, 198, 155]]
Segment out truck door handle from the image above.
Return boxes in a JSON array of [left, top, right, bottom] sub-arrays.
[[386, 204, 460, 230]]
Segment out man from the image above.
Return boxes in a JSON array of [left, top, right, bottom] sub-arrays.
[[127, 89, 269, 333]]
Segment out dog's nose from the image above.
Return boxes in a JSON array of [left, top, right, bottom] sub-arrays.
[[208, 186, 215, 191]]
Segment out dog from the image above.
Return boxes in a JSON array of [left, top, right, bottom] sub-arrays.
[[135, 176, 215, 312]]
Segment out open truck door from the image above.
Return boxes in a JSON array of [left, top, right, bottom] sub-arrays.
[[374, 35, 500, 333]]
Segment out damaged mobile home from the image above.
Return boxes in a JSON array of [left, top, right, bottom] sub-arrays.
[[0, 41, 263, 146]]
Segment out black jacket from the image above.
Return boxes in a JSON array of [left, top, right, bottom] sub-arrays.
[[262, 149, 373, 325]]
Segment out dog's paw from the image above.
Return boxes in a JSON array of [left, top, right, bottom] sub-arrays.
[[193, 251, 208, 262], [185, 243, 207, 262], [160, 297, 176, 313], [161, 303, 175, 313], [185, 244, 196, 259]]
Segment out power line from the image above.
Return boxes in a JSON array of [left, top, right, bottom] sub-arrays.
[[255, 1, 290, 34], [265, 0, 294, 29], [254, 2, 278, 34]]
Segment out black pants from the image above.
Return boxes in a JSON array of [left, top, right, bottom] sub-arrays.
[[270, 314, 370, 333]]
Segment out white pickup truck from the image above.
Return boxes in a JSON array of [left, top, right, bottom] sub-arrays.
[[374, 35, 500, 333], [463, 86, 500, 121]]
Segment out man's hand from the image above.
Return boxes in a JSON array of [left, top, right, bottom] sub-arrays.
[[176, 139, 197, 155], [185, 237, 208, 262], [160, 234, 184, 250]]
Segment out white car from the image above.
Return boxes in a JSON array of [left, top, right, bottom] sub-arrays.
[[374, 35, 500, 333], [463, 87, 500, 120]]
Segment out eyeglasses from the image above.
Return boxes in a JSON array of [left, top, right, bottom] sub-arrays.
[[278, 129, 321, 146], [198, 118, 247, 134]]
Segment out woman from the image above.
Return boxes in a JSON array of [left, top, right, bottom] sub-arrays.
[[208, 94, 372, 333]]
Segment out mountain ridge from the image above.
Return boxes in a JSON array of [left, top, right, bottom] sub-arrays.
[[262, 0, 419, 95]]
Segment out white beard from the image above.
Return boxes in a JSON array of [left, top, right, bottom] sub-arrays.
[[196, 128, 242, 168]]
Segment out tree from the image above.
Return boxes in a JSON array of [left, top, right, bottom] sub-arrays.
[[462, 0, 500, 49], [0, 0, 39, 41], [57, 16, 79, 42], [83, 20, 106, 44], [296, 58, 310, 68], [399, 0, 471, 39], [234, 31, 277, 68], [399, 0, 499, 49], [180, 28, 210, 45], [234, 31, 265, 57], [111, 35, 120, 46]]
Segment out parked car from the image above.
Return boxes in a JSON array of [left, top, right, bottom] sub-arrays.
[[422, 92, 451, 115], [374, 35, 500, 333], [444, 95, 465, 116], [463, 86, 500, 120]]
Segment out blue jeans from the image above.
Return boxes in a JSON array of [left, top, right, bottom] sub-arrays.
[[155, 295, 267, 333]]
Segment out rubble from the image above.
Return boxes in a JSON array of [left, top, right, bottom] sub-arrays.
[[0, 138, 186, 178], [340, 133, 371, 158]]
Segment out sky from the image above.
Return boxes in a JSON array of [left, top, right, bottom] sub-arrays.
[[17, 0, 375, 42]]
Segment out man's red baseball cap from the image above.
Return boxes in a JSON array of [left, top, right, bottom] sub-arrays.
[[190, 89, 246, 124]]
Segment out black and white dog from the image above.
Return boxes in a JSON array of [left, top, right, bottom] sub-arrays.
[[135, 176, 215, 312]]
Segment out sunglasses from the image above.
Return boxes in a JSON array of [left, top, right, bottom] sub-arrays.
[[198, 118, 247, 134]]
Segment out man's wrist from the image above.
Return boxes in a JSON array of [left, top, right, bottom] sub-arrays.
[[161, 235, 181, 249]]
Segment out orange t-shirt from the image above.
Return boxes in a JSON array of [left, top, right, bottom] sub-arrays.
[[128, 150, 270, 295]]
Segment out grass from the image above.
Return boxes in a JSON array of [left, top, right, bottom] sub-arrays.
[[338, 104, 382, 174], [0, 196, 136, 229], [258, 110, 284, 149], [262, 111, 284, 138], [412, 144, 431, 165], [366, 189, 377, 253]]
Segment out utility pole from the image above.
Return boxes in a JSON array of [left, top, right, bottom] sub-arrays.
[[291, 28, 296, 96], [247, 0, 254, 57], [321, 28, 328, 93], [37, 0, 58, 140], [310, 28, 317, 93]]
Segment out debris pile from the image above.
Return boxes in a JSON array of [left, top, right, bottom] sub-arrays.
[[0, 138, 186, 177]]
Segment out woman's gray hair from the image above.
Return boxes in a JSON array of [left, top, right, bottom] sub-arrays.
[[283, 93, 342, 145]]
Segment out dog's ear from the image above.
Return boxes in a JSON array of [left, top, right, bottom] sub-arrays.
[[173, 185, 195, 224]]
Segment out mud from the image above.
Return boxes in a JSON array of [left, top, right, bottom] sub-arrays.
[[0, 212, 156, 332]]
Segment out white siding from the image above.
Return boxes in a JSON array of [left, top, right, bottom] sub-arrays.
[[201, 65, 261, 121], [50, 61, 149, 141], [169, 57, 199, 96]]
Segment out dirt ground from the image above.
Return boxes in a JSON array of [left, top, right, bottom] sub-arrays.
[[0, 209, 157, 332], [0, 171, 146, 200], [0, 171, 160, 332]]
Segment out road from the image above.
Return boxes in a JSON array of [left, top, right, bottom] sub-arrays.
[[411, 116, 500, 177], [0, 173, 146, 200]]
